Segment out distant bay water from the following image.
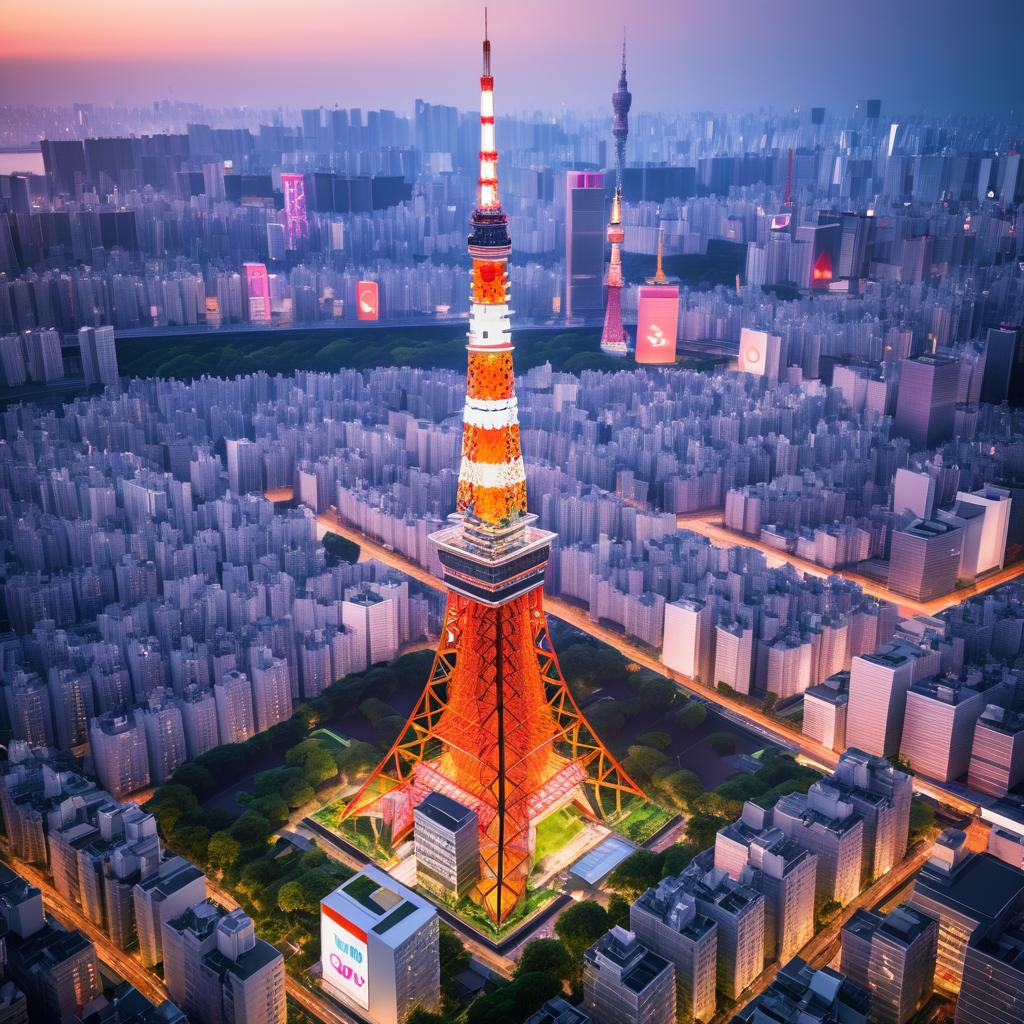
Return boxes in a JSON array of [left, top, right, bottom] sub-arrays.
[[0, 152, 44, 175]]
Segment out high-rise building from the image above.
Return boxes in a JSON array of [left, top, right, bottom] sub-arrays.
[[340, 26, 641, 925], [732, 957, 870, 1024], [214, 671, 256, 745], [802, 672, 848, 751], [841, 905, 937, 1024], [662, 598, 713, 685], [908, 829, 1024, 994], [893, 355, 959, 450], [888, 519, 963, 601], [600, 38, 631, 357], [77, 326, 119, 386], [242, 263, 271, 323], [845, 644, 918, 758], [224, 439, 262, 496], [830, 749, 912, 885], [900, 677, 988, 782], [413, 793, 479, 900], [249, 647, 293, 733], [566, 171, 606, 320], [980, 326, 1024, 406], [631, 878, 717, 1023], [774, 783, 864, 906], [714, 803, 817, 964], [583, 927, 676, 1024], [679, 861, 765, 1000], [956, 912, 1024, 1024], [968, 705, 1024, 796], [320, 866, 439, 1024], [0, 865, 101, 1024], [341, 588, 398, 668], [88, 711, 150, 799], [140, 692, 187, 785], [280, 173, 308, 248], [163, 903, 286, 1024], [133, 856, 207, 968]]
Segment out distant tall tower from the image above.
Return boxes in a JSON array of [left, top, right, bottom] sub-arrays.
[[601, 33, 632, 357], [340, 17, 642, 926]]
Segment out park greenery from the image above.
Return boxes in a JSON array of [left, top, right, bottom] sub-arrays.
[[116, 319, 732, 382]]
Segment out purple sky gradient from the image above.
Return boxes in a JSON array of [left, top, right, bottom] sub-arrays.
[[3, 0, 1022, 117]]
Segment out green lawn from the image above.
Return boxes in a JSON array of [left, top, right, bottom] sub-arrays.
[[533, 806, 585, 867]]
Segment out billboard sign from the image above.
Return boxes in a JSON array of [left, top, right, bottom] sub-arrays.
[[321, 901, 369, 1010], [281, 173, 308, 247], [357, 280, 379, 321], [635, 285, 679, 365]]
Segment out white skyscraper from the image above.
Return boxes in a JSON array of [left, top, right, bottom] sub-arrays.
[[249, 646, 293, 733], [662, 599, 713, 685], [88, 711, 150, 799]]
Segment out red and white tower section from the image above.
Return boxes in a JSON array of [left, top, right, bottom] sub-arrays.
[[339, 22, 643, 926], [601, 36, 632, 357]]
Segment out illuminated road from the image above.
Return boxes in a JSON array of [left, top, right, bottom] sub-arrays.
[[676, 512, 1024, 617], [1, 853, 168, 1006], [289, 500, 982, 819]]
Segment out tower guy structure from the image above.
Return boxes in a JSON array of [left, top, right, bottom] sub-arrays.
[[340, 20, 643, 926], [600, 34, 632, 357]]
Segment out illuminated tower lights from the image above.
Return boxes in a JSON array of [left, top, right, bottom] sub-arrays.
[[340, 17, 643, 926], [601, 32, 632, 358]]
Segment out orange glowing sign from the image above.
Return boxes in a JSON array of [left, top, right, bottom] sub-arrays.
[[812, 250, 833, 283], [356, 281, 378, 320], [635, 285, 679, 365]]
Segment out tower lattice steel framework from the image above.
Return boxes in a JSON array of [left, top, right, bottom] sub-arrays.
[[340, 19, 643, 925]]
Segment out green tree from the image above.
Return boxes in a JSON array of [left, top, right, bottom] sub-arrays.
[[662, 843, 700, 877], [286, 740, 337, 788], [652, 769, 703, 812], [466, 974, 562, 1024], [709, 731, 737, 756], [248, 794, 289, 827], [146, 784, 200, 835], [608, 850, 666, 899], [622, 744, 669, 783], [635, 731, 672, 751], [909, 799, 936, 844], [170, 824, 211, 864], [515, 939, 571, 982], [335, 741, 379, 782], [555, 900, 610, 984], [439, 925, 469, 1000], [762, 691, 779, 714], [230, 812, 272, 847], [281, 777, 316, 809], [170, 763, 217, 799], [607, 894, 631, 930], [586, 702, 627, 738], [207, 832, 241, 874], [816, 898, 842, 927], [677, 702, 707, 731]]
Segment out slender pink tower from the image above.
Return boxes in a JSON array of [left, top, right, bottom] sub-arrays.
[[600, 34, 631, 357]]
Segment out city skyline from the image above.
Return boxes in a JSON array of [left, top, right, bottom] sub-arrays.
[[3, 0, 1023, 116]]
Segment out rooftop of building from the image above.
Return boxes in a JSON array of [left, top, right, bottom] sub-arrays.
[[323, 864, 435, 944], [972, 915, 1024, 970], [914, 850, 1024, 925], [898, 518, 961, 541], [734, 957, 871, 1024], [805, 672, 849, 705], [414, 791, 476, 832], [586, 927, 671, 994]]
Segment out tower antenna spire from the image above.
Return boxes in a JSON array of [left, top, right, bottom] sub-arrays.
[[483, 7, 490, 75]]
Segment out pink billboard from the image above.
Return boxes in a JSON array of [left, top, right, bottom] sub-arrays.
[[635, 285, 679, 364], [357, 281, 379, 321], [281, 173, 308, 247], [243, 262, 271, 323]]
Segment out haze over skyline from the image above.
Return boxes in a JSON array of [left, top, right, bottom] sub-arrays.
[[3, 0, 1022, 118]]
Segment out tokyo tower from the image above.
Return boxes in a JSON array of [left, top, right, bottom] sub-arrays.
[[600, 33, 632, 357], [340, 19, 643, 925]]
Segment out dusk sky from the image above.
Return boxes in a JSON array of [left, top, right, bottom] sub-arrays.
[[3, 0, 1022, 117]]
